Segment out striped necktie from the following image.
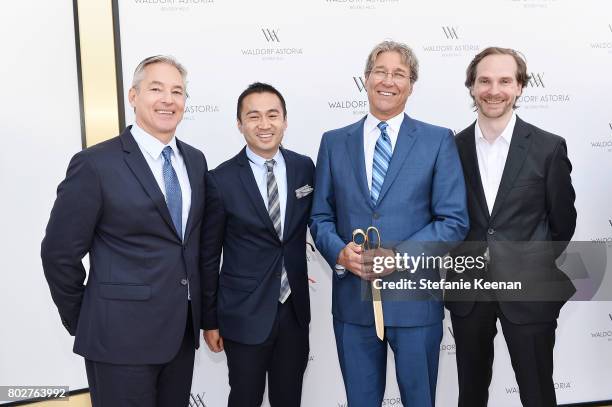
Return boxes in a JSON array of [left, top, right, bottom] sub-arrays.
[[161, 146, 183, 239], [265, 159, 291, 303], [371, 121, 392, 205]]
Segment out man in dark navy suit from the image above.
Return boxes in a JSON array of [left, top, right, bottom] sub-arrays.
[[41, 56, 207, 407], [201, 82, 314, 407]]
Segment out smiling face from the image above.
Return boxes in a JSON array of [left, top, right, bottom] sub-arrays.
[[365, 51, 413, 121], [470, 54, 523, 122], [237, 91, 287, 159], [128, 62, 186, 144]]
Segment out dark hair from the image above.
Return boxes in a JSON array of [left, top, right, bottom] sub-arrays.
[[465, 47, 530, 109], [236, 82, 287, 122]]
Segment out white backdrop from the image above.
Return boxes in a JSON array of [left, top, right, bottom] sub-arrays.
[[119, 0, 612, 407], [116, 0, 612, 406], [1, 0, 610, 406]]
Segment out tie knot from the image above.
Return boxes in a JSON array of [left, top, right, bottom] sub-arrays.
[[377, 121, 389, 133], [161, 146, 173, 163], [264, 159, 276, 172]]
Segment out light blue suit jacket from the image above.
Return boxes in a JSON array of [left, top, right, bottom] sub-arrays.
[[310, 114, 469, 327]]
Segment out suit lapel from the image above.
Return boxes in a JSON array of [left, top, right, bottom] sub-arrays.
[[177, 139, 199, 242], [345, 117, 372, 208], [490, 117, 532, 221], [375, 114, 417, 205], [120, 128, 180, 242], [459, 122, 490, 221], [282, 148, 297, 241], [237, 148, 280, 240]]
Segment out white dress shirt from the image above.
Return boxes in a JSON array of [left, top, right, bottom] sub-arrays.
[[246, 147, 287, 236], [131, 123, 192, 239], [363, 112, 404, 191], [475, 113, 516, 214]]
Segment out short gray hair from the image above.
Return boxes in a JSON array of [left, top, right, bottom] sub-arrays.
[[364, 40, 419, 84], [131, 55, 188, 91]]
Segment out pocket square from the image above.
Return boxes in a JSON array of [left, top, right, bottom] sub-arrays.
[[295, 184, 313, 199]]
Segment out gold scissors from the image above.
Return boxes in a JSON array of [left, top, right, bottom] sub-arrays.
[[352, 226, 381, 250], [352, 226, 384, 340]]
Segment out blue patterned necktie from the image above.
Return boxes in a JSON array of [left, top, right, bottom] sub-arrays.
[[371, 121, 392, 205], [265, 159, 291, 303], [161, 146, 183, 239]]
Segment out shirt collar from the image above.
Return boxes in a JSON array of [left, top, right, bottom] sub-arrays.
[[131, 123, 179, 160], [475, 112, 516, 145], [245, 146, 285, 168], [365, 111, 405, 136]]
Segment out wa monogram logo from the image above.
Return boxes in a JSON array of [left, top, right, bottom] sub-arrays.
[[528, 73, 545, 88], [189, 392, 207, 407], [262, 28, 280, 42], [447, 326, 455, 339], [353, 76, 366, 92], [442, 26, 459, 40]]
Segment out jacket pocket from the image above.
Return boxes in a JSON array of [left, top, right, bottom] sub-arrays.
[[99, 283, 151, 301], [219, 273, 258, 293]]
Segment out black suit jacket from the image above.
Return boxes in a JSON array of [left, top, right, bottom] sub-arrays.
[[201, 147, 314, 345], [41, 127, 207, 364], [446, 116, 577, 324]]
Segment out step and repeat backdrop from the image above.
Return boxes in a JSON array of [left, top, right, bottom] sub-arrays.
[[115, 0, 612, 405]]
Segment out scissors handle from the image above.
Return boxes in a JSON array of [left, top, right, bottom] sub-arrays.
[[352, 228, 367, 247]]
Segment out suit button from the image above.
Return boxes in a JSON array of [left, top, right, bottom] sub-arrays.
[[487, 228, 495, 235], [180, 278, 188, 286], [373, 213, 380, 220], [275, 272, 281, 278]]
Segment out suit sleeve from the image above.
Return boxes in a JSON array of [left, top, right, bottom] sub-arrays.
[[309, 134, 347, 273], [546, 138, 576, 256], [397, 130, 469, 255], [200, 172, 226, 330], [41, 151, 102, 335]]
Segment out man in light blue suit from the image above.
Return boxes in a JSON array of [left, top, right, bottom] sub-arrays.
[[310, 40, 469, 406]]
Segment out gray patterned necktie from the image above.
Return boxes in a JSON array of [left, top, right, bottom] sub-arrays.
[[162, 146, 182, 239], [264, 159, 291, 303]]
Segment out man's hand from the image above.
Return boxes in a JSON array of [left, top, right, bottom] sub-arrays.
[[203, 329, 224, 353]]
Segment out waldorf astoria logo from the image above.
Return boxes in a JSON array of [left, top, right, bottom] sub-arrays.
[[506, 0, 558, 9], [188, 392, 208, 407], [381, 396, 403, 406], [327, 75, 369, 116], [182, 103, 220, 121], [422, 25, 479, 57], [589, 313, 612, 342], [588, 123, 612, 153], [588, 24, 612, 53], [132, 0, 214, 12], [325, 0, 401, 11], [504, 381, 572, 395], [517, 69, 570, 109], [240, 27, 303, 61], [440, 325, 456, 355]]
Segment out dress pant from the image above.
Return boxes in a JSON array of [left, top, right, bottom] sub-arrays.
[[333, 319, 442, 407], [85, 303, 195, 407], [224, 296, 309, 407], [451, 301, 558, 407]]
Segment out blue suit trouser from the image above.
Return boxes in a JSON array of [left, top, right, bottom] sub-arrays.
[[333, 318, 442, 407]]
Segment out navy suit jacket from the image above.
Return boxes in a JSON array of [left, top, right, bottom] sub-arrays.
[[201, 147, 314, 345], [310, 114, 469, 327], [41, 127, 207, 364]]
